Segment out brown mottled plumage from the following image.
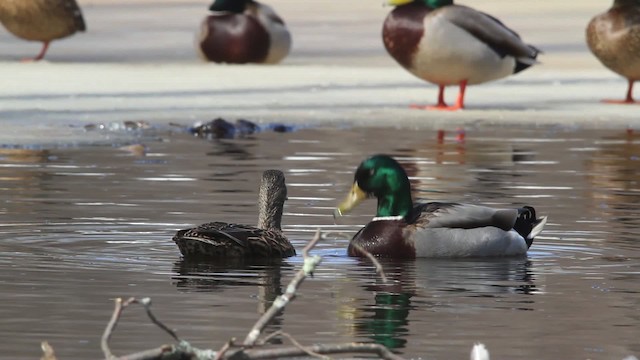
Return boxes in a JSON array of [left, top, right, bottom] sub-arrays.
[[586, 0, 640, 104], [0, 0, 85, 61], [173, 170, 295, 259]]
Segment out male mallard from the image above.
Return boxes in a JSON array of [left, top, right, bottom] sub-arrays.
[[197, 0, 291, 64], [382, 0, 539, 110], [0, 0, 85, 61], [173, 170, 295, 259], [586, 0, 640, 104], [334, 155, 547, 258]]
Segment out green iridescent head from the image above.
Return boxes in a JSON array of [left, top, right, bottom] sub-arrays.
[[335, 155, 414, 218]]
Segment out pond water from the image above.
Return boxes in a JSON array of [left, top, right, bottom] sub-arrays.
[[0, 124, 638, 360]]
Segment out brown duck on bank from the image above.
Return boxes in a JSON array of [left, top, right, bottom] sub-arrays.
[[586, 0, 640, 104], [197, 0, 291, 64], [0, 0, 85, 61], [173, 170, 296, 259]]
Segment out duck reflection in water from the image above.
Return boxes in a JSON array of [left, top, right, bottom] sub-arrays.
[[172, 257, 290, 338], [586, 129, 640, 245], [341, 257, 538, 351]]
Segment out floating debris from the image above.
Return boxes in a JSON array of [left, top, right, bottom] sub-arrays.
[[84, 121, 151, 132], [180, 117, 300, 140]]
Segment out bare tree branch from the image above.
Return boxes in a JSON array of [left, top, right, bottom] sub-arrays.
[[40, 341, 57, 360], [236, 342, 405, 360], [351, 243, 388, 283], [215, 338, 236, 360], [242, 229, 323, 346], [259, 331, 329, 360], [47, 230, 409, 360], [102, 297, 135, 359], [138, 297, 181, 342]]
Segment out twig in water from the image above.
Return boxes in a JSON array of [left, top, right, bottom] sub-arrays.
[[243, 229, 323, 346], [259, 330, 329, 360], [138, 297, 181, 342], [40, 341, 57, 360], [215, 338, 236, 360], [101, 297, 192, 360], [240, 342, 405, 360], [351, 243, 388, 283], [101, 297, 135, 359]]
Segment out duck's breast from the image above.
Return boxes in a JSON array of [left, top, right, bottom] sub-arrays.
[[197, 13, 270, 63], [587, 5, 640, 79], [382, 2, 431, 70], [348, 220, 416, 259]]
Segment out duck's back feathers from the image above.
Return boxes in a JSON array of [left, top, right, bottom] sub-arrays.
[[410, 202, 518, 231], [174, 222, 295, 258], [445, 7, 539, 65], [348, 202, 546, 258]]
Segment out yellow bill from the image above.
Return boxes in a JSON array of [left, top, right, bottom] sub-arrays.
[[385, 0, 413, 5], [333, 182, 368, 218]]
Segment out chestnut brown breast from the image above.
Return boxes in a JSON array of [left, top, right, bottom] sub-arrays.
[[382, 2, 431, 69], [198, 13, 270, 64], [347, 220, 416, 259]]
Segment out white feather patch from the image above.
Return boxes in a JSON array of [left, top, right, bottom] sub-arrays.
[[470, 343, 490, 360]]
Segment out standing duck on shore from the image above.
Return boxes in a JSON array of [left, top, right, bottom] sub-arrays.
[[197, 0, 291, 64], [382, 0, 539, 110], [0, 0, 85, 61], [586, 0, 640, 104]]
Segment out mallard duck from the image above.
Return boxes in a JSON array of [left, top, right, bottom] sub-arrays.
[[197, 0, 291, 64], [333, 155, 547, 258], [0, 0, 85, 61], [382, 0, 539, 110], [173, 170, 296, 258], [586, 0, 640, 104]]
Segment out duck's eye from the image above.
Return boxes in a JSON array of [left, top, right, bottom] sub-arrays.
[[369, 169, 375, 177]]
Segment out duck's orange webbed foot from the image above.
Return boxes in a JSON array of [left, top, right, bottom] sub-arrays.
[[409, 103, 463, 111], [601, 99, 638, 105]]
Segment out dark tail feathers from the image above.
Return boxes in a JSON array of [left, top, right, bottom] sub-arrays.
[[514, 206, 547, 248]]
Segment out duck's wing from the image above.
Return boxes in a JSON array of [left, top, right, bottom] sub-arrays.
[[411, 202, 518, 231], [175, 222, 257, 248], [440, 5, 538, 62], [173, 222, 294, 258]]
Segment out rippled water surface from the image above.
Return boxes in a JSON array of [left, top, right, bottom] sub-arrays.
[[1, 125, 639, 360]]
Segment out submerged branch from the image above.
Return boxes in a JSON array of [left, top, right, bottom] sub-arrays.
[[243, 229, 323, 346], [351, 243, 388, 283]]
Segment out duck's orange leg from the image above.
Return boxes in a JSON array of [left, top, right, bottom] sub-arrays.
[[411, 81, 467, 111], [22, 41, 50, 62], [602, 79, 637, 104]]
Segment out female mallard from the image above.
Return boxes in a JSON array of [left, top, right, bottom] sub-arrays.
[[197, 0, 291, 64], [173, 170, 295, 259], [333, 155, 547, 258], [382, 0, 539, 110], [0, 0, 85, 61], [586, 0, 640, 104]]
